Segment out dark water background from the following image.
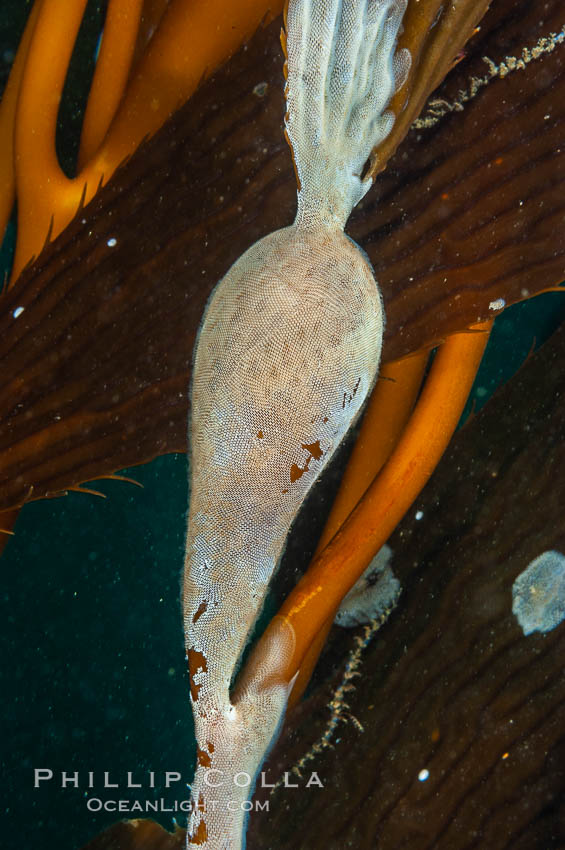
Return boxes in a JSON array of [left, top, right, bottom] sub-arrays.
[[1, 3, 565, 849]]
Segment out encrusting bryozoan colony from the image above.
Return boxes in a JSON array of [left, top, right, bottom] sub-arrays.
[[183, 1, 410, 846], [512, 551, 565, 637]]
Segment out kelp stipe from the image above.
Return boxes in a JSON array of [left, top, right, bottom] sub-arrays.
[[183, 2, 409, 846]]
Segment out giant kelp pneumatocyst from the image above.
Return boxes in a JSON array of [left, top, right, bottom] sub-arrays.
[[512, 551, 565, 636]]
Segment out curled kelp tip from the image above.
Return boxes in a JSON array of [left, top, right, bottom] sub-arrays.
[[512, 551, 565, 636]]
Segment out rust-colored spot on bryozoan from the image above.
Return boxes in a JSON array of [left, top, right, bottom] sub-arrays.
[[188, 817, 208, 845], [197, 747, 212, 768], [188, 648, 208, 702], [290, 440, 324, 483], [302, 440, 323, 460], [290, 463, 304, 483], [192, 601, 208, 624]]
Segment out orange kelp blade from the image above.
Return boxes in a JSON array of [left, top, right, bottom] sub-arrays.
[[288, 351, 429, 706], [0, 0, 41, 244], [250, 320, 492, 697], [92, 0, 286, 177], [10, 0, 90, 281], [77, 0, 144, 168], [6, 0, 286, 282], [10, 0, 146, 281], [316, 351, 429, 553]]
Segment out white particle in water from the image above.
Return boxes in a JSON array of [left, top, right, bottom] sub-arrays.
[[512, 551, 565, 636], [418, 769, 430, 782], [107, 237, 117, 247], [13, 306, 24, 318], [415, 510, 424, 520], [488, 298, 506, 311]]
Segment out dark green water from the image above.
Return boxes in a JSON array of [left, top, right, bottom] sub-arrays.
[[1, 455, 195, 848]]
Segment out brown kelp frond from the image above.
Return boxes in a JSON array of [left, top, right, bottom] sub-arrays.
[[0, 0, 563, 511]]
